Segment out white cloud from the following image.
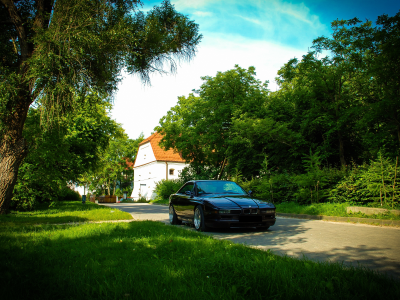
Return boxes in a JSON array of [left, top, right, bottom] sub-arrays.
[[172, 0, 216, 10], [236, 14, 262, 25], [273, 1, 317, 26], [111, 0, 329, 140], [193, 11, 213, 17], [111, 33, 306, 140]]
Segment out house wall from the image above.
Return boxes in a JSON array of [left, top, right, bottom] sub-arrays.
[[131, 161, 188, 200], [134, 142, 156, 166]]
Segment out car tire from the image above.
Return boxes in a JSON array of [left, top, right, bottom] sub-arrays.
[[193, 206, 207, 232], [169, 205, 182, 225]]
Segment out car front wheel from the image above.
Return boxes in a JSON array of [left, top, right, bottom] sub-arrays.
[[169, 205, 181, 225], [194, 206, 207, 232]]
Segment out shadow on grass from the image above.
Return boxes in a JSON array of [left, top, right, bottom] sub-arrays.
[[0, 222, 400, 299], [1, 221, 398, 300], [0, 201, 131, 226]]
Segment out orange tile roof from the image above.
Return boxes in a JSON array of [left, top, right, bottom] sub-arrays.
[[125, 158, 134, 169], [136, 132, 185, 166]]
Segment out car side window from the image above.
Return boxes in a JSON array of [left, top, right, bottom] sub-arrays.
[[177, 183, 194, 194]]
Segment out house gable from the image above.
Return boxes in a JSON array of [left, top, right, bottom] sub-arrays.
[[134, 142, 157, 167], [131, 132, 188, 200], [134, 132, 185, 168]]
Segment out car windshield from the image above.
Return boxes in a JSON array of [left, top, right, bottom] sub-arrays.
[[196, 181, 247, 195]]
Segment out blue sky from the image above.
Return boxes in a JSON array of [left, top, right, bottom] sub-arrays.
[[112, 0, 399, 140]]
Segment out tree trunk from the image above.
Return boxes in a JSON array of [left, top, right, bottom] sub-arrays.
[[0, 96, 30, 214], [338, 131, 346, 167], [397, 124, 400, 145], [0, 137, 28, 214]]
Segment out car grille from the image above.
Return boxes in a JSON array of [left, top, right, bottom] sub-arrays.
[[242, 208, 258, 214]]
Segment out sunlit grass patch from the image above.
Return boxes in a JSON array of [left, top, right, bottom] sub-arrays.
[[149, 199, 169, 205], [0, 221, 398, 300], [275, 202, 400, 220], [0, 201, 132, 226]]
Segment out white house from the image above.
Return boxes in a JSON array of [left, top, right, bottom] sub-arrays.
[[131, 132, 188, 200]]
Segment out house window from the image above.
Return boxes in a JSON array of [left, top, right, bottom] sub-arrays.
[[169, 169, 175, 175]]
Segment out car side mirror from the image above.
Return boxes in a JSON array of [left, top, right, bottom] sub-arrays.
[[185, 191, 194, 197], [248, 190, 253, 197]]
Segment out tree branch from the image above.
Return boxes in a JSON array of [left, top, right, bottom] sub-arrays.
[[33, 0, 54, 30], [0, 0, 29, 63]]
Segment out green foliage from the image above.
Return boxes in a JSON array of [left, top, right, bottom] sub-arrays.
[[11, 98, 117, 210], [58, 187, 82, 202], [83, 132, 144, 196], [179, 165, 221, 182], [156, 12, 400, 185], [330, 155, 400, 208], [238, 166, 347, 205], [157, 65, 268, 178], [0, 0, 202, 213], [0, 0, 202, 124], [115, 188, 123, 197], [137, 196, 150, 203], [154, 179, 184, 200]]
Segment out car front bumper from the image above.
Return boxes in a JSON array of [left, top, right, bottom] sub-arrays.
[[205, 217, 276, 228]]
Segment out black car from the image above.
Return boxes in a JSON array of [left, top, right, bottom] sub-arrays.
[[169, 180, 276, 231]]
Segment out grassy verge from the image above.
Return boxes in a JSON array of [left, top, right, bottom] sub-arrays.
[[1, 220, 399, 300], [147, 198, 400, 221], [149, 199, 169, 205], [275, 202, 400, 220], [0, 201, 132, 226]]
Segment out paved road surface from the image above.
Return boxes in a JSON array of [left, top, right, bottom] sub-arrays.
[[103, 203, 400, 279]]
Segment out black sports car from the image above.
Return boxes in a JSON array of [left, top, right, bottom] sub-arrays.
[[169, 180, 276, 231]]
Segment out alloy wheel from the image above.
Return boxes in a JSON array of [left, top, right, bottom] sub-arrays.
[[194, 207, 201, 230]]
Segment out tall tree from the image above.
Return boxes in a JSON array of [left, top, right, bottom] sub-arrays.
[[312, 12, 400, 159], [0, 0, 201, 213], [86, 131, 143, 196], [13, 95, 118, 209], [275, 52, 362, 167], [157, 65, 268, 178]]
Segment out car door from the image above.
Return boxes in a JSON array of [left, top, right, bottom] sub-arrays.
[[174, 182, 194, 219]]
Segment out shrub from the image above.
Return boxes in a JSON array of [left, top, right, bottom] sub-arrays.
[[329, 154, 399, 208], [58, 187, 81, 201], [154, 179, 184, 200], [137, 196, 149, 203], [115, 188, 123, 197]]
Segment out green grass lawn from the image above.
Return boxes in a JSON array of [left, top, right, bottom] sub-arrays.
[[1, 220, 399, 300], [149, 199, 169, 205], [275, 202, 400, 220], [0, 201, 132, 226]]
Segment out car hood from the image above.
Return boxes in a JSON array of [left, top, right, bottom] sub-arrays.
[[206, 195, 275, 209]]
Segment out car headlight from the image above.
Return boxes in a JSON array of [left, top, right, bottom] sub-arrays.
[[260, 209, 275, 214], [219, 210, 230, 214]]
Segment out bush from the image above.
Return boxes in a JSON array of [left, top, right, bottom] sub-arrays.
[[115, 188, 123, 197], [329, 154, 399, 208], [58, 187, 81, 201], [154, 179, 184, 200], [136, 196, 149, 203], [238, 167, 347, 205]]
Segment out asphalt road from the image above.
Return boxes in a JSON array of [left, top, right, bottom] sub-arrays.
[[103, 203, 400, 279]]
